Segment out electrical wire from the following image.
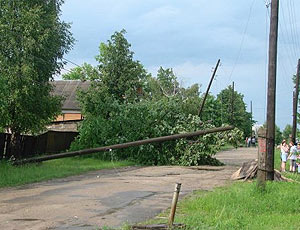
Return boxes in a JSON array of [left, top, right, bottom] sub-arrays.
[[228, 0, 257, 82]]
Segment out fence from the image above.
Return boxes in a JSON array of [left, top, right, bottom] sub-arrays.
[[0, 131, 78, 159]]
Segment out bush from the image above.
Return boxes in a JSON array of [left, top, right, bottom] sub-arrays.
[[71, 98, 243, 166]]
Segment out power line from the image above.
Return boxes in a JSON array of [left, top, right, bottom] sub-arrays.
[[228, 0, 257, 82], [62, 57, 81, 68]]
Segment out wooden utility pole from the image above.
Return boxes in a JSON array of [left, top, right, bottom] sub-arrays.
[[265, 0, 279, 181], [14, 126, 234, 165], [198, 59, 220, 117], [250, 100, 253, 136], [292, 59, 300, 144], [231, 81, 235, 123]]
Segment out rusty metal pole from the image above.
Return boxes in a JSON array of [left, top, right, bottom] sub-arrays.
[[265, 0, 279, 181], [168, 183, 181, 228]]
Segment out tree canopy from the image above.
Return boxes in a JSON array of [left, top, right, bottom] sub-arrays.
[[0, 0, 74, 158], [69, 30, 244, 166], [216, 86, 253, 137]]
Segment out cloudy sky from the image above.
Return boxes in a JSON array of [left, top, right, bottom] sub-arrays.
[[60, 0, 300, 130]]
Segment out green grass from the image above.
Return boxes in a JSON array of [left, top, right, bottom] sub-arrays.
[[219, 143, 235, 151], [0, 157, 135, 188], [274, 149, 300, 183], [137, 150, 300, 230], [143, 181, 300, 230]]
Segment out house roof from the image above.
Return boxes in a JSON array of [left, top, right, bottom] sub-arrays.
[[51, 80, 91, 111]]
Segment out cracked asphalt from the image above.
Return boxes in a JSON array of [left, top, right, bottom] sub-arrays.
[[0, 147, 257, 230]]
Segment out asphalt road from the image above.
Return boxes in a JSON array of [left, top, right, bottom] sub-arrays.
[[0, 147, 257, 230]]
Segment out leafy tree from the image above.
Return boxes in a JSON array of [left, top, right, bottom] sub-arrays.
[[156, 67, 179, 97], [282, 124, 292, 142], [71, 98, 242, 165], [62, 63, 99, 81], [94, 29, 148, 103], [145, 67, 201, 115], [275, 125, 283, 145], [216, 86, 252, 137], [199, 93, 222, 127], [262, 123, 282, 145], [0, 0, 74, 158], [72, 31, 244, 166]]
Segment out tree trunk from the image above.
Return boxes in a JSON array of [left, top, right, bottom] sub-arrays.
[[10, 131, 22, 160]]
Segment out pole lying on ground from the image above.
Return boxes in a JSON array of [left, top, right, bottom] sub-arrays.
[[168, 183, 181, 228], [13, 126, 234, 165]]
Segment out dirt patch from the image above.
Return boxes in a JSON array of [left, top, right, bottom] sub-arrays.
[[0, 147, 257, 230]]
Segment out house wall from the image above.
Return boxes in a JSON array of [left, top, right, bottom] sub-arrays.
[[55, 113, 82, 122]]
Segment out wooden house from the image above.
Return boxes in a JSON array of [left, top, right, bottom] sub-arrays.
[[51, 80, 90, 122]]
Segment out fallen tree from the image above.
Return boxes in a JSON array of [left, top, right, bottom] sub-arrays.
[[13, 126, 234, 165]]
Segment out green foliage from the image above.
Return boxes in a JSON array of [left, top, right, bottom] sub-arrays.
[[72, 97, 243, 166], [0, 0, 74, 155], [68, 30, 245, 166], [0, 158, 134, 188], [216, 86, 253, 137], [62, 63, 99, 81], [263, 123, 282, 145], [275, 125, 283, 145], [282, 124, 292, 141], [95, 29, 149, 103]]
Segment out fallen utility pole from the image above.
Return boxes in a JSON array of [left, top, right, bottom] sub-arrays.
[[265, 0, 279, 181], [198, 59, 221, 117], [292, 59, 300, 144], [13, 126, 234, 165]]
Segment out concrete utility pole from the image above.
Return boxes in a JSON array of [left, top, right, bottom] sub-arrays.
[[292, 59, 300, 144], [198, 59, 220, 118], [265, 0, 279, 181]]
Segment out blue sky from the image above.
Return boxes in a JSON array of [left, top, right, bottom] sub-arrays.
[[60, 0, 300, 130]]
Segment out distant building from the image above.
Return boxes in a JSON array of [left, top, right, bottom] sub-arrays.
[[51, 80, 90, 122]]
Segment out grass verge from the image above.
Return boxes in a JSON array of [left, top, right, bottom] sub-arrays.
[[274, 148, 300, 183], [143, 181, 300, 230], [0, 157, 135, 188]]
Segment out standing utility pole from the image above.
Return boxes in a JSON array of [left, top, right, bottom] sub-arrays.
[[265, 0, 279, 181], [292, 59, 300, 144], [198, 59, 220, 118], [250, 100, 253, 136], [231, 81, 235, 124]]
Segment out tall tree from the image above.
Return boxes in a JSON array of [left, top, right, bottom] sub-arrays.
[[0, 0, 74, 159], [282, 124, 292, 142], [216, 86, 252, 137], [62, 63, 99, 81], [95, 29, 148, 103]]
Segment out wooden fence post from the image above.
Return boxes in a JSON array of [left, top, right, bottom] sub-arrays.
[[168, 183, 181, 228]]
